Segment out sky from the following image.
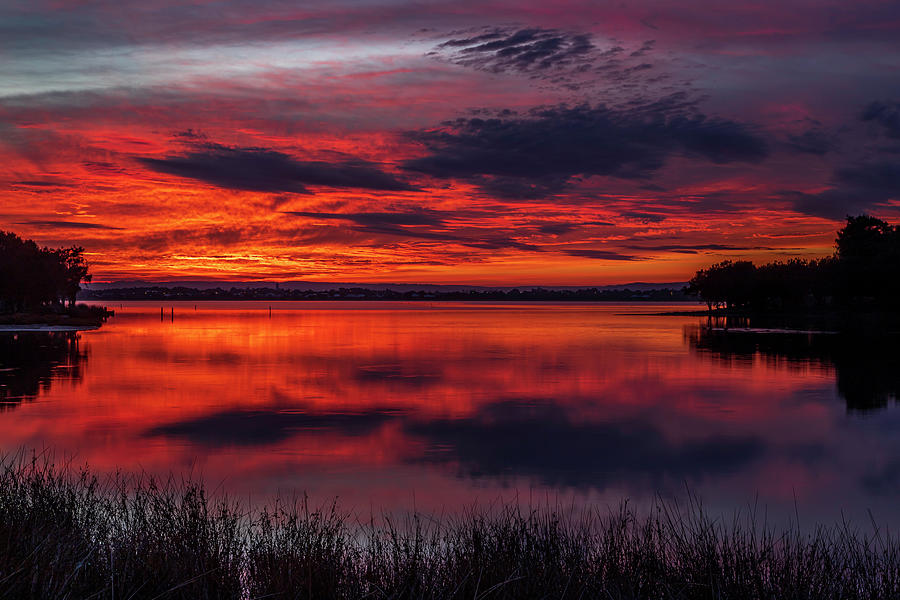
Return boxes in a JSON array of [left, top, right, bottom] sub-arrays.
[[2, 0, 900, 285]]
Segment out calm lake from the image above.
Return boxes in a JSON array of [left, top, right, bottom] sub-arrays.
[[2, 301, 899, 526]]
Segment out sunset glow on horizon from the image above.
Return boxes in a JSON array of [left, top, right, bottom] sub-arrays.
[[3, 1, 899, 284]]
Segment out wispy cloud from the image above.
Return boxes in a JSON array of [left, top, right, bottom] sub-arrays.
[[15, 220, 124, 230]]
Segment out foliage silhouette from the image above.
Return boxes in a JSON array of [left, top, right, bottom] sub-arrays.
[[687, 215, 900, 313], [0, 231, 91, 312]]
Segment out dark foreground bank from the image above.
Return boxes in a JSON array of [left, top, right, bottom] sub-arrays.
[[0, 304, 112, 327], [2, 456, 900, 599]]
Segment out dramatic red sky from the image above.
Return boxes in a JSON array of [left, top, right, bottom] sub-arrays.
[[2, 0, 900, 284]]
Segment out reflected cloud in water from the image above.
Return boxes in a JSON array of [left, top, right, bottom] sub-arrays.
[[148, 406, 405, 447], [405, 400, 764, 491]]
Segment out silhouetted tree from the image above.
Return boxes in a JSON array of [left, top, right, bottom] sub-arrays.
[[835, 215, 898, 261], [0, 231, 92, 312], [55, 246, 92, 306], [687, 260, 756, 310], [751, 258, 828, 311], [687, 215, 900, 312], [833, 215, 900, 304]]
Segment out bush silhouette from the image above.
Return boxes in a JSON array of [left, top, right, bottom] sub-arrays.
[[687, 215, 900, 311], [0, 231, 91, 313]]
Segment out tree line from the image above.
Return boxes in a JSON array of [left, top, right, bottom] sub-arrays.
[[687, 215, 900, 311], [0, 231, 91, 313], [81, 285, 692, 302]]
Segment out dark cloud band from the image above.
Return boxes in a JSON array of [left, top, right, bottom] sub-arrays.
[[405, 100, 769, 199], [139, 143, 416, 193]]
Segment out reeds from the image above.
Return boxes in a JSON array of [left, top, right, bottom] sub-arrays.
[[1, 452, 899, 599]]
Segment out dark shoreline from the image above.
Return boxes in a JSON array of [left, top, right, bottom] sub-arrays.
[[648, 307, 900, 333], [0, 305, 113, 328], [79, 285, 694, 303]]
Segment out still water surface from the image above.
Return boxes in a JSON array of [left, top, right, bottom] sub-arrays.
[[1, 302, 899, 526]]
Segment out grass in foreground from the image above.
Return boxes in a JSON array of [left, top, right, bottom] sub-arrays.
[[2, 454, 899, 599]]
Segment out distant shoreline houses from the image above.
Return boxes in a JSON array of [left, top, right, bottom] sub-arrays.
[[79, 285, 693, 302]]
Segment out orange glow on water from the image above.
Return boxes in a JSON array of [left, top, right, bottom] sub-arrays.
[[2, 302, 889, 524]]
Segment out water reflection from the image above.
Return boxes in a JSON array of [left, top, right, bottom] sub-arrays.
[[405, 400, 763, 489], [0, 332, 86, 410], [686, 324, 900, 412], [0, 302, 897, 527], [148, 406, 404, 447]]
